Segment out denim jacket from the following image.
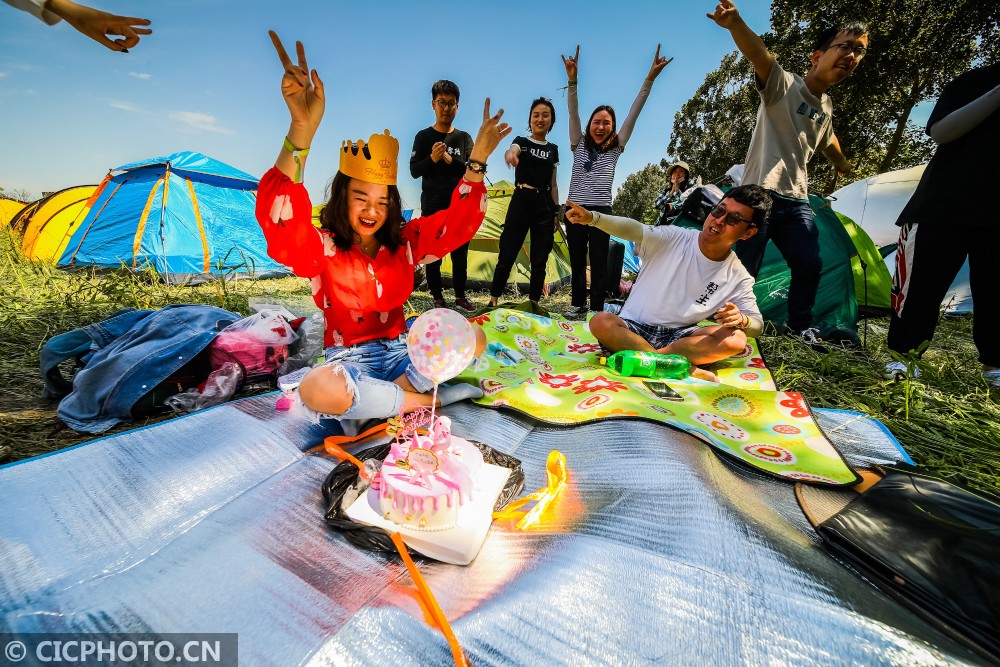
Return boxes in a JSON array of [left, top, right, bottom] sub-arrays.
[[49, 304, 240, 433]]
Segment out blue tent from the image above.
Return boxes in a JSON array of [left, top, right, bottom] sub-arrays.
[[59, 151, 287, 282]]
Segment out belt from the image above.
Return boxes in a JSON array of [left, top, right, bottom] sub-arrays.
[[516, 183, 549, 192]]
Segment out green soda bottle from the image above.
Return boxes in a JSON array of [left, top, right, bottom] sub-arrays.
[[600, 350, 690, 379]]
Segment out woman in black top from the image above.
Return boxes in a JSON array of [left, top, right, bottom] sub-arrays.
[[489, 98, 561, 305]]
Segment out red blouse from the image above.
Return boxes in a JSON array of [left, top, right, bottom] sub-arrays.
[[256, 168, 487, 348]]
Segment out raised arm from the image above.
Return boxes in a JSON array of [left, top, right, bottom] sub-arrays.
[[42, 0, 151, 51], [268, 31, 325, 184], [708, 0, 774, 86], [617, 45, 672, 147], [563, 46, 583, 149], [928, 81, 1000, 144]]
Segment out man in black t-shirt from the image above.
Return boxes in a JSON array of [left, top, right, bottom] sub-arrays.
[[886, 64, 1000, 385], [410, 80, 476, 311]]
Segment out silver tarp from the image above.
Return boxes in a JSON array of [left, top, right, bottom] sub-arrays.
[[0, 396, 985, 665]]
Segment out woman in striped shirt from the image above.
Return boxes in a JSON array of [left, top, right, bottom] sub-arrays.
[[562, 44, 672, 318]]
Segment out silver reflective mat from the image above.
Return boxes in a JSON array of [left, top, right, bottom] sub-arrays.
[[0, 396, 985, 666]]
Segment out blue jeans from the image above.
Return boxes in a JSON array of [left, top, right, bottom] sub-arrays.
[[313, 334, 435, 422], [734, 195, 821, 331]]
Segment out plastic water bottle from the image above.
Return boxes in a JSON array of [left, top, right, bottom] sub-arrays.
[[600, 350, 690, 379]]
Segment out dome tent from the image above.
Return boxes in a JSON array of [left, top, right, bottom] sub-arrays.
[[15, 185, 98, 263], [58, 152, 288, 283], [438, 180, 572, 296], [830, 164, 971, 314]]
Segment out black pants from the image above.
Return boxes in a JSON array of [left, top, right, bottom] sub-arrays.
[[425, 241, 470, 300], [490, 188, 555, 302], [566, 204, 612, 312], [888, 222, 1000, 367], [734, 195, 821, 331]]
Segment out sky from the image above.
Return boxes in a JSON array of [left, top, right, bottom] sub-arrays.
[[0, 0, 928, 209]]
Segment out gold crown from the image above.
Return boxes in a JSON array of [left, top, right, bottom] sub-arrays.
[[339, 129, 398, 186]]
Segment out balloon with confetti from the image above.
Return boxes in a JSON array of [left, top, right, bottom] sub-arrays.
[[406, 308, 477, 385]]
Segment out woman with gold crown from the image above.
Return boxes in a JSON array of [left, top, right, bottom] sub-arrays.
[[256, 32, 511, 428]]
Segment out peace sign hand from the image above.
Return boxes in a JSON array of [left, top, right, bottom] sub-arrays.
[[562, 45, 580, 82], [647, 44, 673, 80], [468, 98, 512, 164], [269, 31, 325, 137]]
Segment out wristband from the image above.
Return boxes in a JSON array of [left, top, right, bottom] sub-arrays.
[[591, 211, 602, 227], [467, 159, 487, 175], [283, 136, 310, 184]]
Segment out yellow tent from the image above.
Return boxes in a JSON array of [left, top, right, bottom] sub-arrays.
[[17, 185, 99, 263], [0, 197, 28, 228]]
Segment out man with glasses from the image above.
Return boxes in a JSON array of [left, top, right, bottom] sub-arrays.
[[564, 185, 772, 378], [709, 0, 868, 347], [410, 79, 476, 311]]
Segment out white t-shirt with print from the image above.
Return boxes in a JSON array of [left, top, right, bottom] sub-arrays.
[[618, 225, 760, 329]]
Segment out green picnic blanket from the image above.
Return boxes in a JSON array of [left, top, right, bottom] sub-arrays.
[[456, 307, 860, 487]]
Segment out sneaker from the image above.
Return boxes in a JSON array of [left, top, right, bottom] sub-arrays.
[[884, 361, 920, 381], [433, 298, 447, 309], [454, 296, 475, 312], [565, 305, 589, 319], [983, 369, 1000, 387]]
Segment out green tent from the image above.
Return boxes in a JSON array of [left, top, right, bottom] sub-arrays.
[[439, 180, 572, 295], [676, 192, 892, 341]]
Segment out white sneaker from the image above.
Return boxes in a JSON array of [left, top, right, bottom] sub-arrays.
[[884, 361, 920, 381], [565, 305, 589, 319]]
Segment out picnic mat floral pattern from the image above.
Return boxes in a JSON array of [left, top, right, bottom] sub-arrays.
[[455, 308, 860, 487]]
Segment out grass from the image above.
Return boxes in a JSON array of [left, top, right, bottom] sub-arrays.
[[1, 227, 997, 495]]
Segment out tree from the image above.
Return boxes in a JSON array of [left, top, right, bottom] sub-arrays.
[[670, 0, 999, 192], [612, 159, 668, 225], [668, 52, 758, 185], [0, 186, 35, 203]]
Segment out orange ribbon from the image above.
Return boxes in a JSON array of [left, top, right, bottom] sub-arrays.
[[492, 450, 567, 530], [390, 532, 468, 667], [320, 421, 392, 479]]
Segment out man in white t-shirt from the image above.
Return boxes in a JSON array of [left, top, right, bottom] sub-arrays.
[[564, 185, 772, 376]]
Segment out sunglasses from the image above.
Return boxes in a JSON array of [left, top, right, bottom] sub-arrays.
[[709, 204, 753, 227]]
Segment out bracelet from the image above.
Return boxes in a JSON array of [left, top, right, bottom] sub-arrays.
[[283, 136, 310, 184], [591, 211, 602, 227], [739, 314, 750, 330], [467, 159, 487, 175], [568, 80, 578, 85]]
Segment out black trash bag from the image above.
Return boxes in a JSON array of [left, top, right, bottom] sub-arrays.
[[813, 465, 1000, 663], [322, 441, 525, 560]]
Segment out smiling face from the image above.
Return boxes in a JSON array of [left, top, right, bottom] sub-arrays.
[[699, 197, 758, 258], [810, 31, 868, 88], [588, 110, 614, 145], [347, 178, 389, 243], [529, 103, 553, 138]]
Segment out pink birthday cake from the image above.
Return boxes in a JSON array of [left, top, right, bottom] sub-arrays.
[[371, 414, 484, 531]]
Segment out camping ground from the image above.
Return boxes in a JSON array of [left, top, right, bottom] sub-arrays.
[[1, 226, 998, 496]]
